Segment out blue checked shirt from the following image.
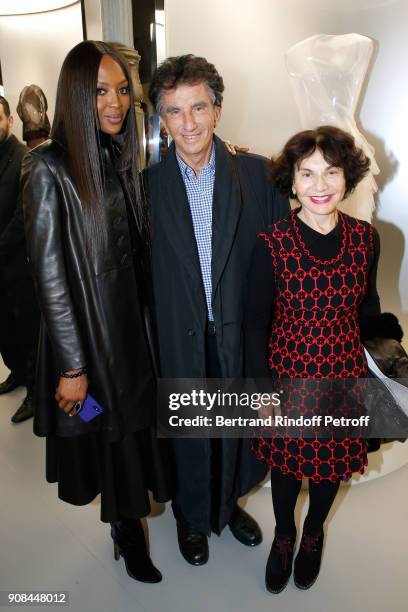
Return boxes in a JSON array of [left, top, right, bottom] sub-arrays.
[[176, 145, 216, 321]]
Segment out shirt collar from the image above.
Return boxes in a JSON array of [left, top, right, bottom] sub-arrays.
[[176, 142, 216, 180]]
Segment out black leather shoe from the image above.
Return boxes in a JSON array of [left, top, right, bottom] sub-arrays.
[[294, 531, 324, 590], [11, 395, 34, 424], [176, 520, 209, 566], [228, 506, 262, 546], [0, 373, 23, 395], [111, 520, 162, 583], [265, 530, 296, 594]]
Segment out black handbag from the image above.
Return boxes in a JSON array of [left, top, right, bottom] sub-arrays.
[[364, 345, 408, 449]]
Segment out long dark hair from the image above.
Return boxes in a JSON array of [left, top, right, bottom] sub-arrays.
[[52, 40, 148, 256]]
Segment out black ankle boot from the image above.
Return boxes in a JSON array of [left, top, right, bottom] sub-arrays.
[[294, 530, 324, 590], [265, 530, 296, 594], [111, 519, 162, 583]]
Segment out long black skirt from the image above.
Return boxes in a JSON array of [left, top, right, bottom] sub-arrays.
[[46, 428, 172, 522]]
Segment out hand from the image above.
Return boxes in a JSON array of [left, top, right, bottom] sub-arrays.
[[55, 371, 88, 415], [257, 392, 282, 423], [224, 141, 250, 155]]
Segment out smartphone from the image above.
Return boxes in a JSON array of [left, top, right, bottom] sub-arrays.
[[72, 393, 104, 422]]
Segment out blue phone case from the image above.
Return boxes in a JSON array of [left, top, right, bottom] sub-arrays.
[[77, 393, 104, 422]]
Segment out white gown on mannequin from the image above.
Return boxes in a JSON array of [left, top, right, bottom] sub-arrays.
[[285, 33, 379, 222]]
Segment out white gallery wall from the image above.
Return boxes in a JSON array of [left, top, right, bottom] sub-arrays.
[[0, 1, 83, 140], [166, 0, 408, 343], [165, 0, 408, 476], [0, 1, 405, 477]]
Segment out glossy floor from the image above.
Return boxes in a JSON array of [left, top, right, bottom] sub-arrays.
[[0, 362, 407, 612]]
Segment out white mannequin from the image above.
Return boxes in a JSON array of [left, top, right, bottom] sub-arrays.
[[285, 33, 379, 222]]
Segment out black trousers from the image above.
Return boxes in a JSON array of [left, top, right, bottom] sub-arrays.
[[172, 327, 229, 535], [0, 273, 40, 393]]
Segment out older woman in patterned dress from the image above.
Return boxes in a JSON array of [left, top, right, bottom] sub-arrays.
[[245, 126, 379, 592]]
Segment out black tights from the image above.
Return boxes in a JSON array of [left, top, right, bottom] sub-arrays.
[[271, 470, 340, 536]]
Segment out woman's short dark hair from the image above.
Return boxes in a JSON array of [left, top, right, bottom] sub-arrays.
[[149, 54, 224, 114], [52, 40, 147, 256], [270, 126, 370, 198]]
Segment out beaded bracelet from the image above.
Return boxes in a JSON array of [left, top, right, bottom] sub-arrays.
[[60, 369, 87, 379]]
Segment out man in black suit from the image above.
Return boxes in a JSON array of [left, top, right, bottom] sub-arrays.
[[144, 56, 289, 565], [0, 96, 40, 423]]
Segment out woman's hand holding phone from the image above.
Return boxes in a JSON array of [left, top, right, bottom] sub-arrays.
[[55, 371, 88, 414]]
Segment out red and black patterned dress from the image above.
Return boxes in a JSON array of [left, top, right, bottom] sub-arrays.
[[244, 208, 380, 482]]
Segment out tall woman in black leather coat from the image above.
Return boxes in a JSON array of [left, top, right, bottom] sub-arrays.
[[21, 41, 170, 583]]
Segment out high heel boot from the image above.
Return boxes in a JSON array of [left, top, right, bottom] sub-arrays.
[[111, 519, 162, 583]]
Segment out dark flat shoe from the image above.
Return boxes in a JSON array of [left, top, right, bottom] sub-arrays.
[[294, 531, 324, 590], [11, 395, 34, 424], [265, 530, 296, 594], [228, 506, 262, 547], [176, 520, 209, 566], [0, 373, 24, 395]]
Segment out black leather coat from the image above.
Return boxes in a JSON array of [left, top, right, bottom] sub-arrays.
[[22, 140, 156, 440]]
